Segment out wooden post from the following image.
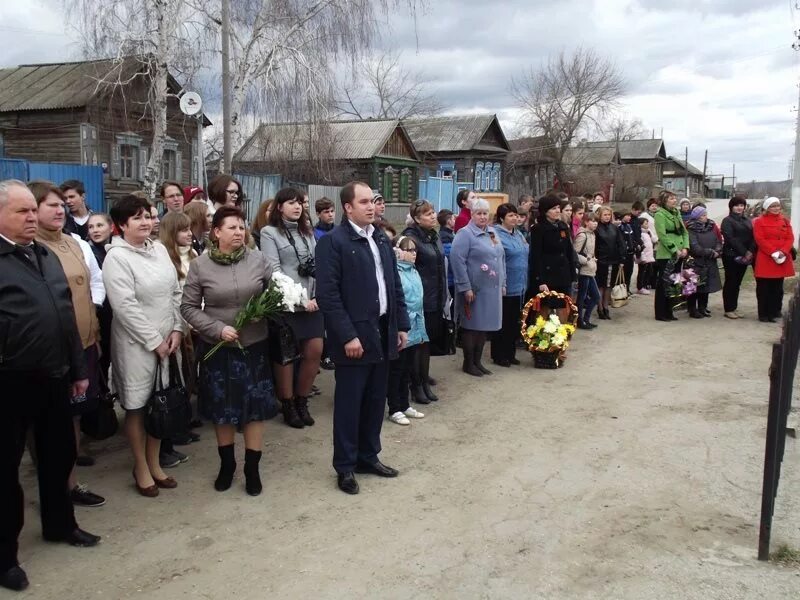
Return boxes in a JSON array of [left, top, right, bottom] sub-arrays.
[[702, 150, 708, 198], [684, 147, 689, 198]]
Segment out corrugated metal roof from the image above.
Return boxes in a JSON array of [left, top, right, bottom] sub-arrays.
[[0, 58, 142, 112], [563, 146, 619, 166], [403, 114, 509, 153], [235, 119, 413, 162], [583, 139, 666, 161]]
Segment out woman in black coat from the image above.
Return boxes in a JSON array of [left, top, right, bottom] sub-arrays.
[[527, 194, 577, 297], [402, 200, 447, 403], [594, 206, 626, 319], [720, 195, 755, 319]]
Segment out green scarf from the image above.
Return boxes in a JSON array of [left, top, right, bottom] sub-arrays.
[[207, 241, 246, 265]]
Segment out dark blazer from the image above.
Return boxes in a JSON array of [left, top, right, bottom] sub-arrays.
[[316, 222, 410, 366], [527, 219, 577, 295], [0, 237, 86, 380], [401, 223, 446, 313]]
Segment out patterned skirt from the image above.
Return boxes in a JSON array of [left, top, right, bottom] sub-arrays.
[[197, 339, 279, 429]]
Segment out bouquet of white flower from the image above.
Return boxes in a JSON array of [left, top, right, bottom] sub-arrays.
[[203, 272, 309, 360]]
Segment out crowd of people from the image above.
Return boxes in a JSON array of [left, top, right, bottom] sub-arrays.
[[0, 173, 794, 591]]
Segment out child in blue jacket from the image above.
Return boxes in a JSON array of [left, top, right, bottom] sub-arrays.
[[386, 236, 428, 425]]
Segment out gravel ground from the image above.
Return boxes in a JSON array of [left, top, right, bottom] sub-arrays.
[[12, 284, 800, 599]]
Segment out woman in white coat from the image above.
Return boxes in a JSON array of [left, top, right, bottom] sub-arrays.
[[103, 194, 184, 498]]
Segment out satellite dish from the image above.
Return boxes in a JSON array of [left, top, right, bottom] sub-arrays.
[[180, 92, 203, 116]]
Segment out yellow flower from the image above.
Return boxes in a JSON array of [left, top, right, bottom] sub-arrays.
[[535, 315, 545, 328], [526, 325, 535, 338]]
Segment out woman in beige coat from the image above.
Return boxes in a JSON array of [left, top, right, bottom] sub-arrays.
[[30, 180, 106, 508], [103, 194, 184, 498]]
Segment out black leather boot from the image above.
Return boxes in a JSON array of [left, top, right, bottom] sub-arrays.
[[461, 331, 483, 377], [294, 396, 315, 426], [280, 398, 304, 428], [214, 444, 236, 491], [244, 449, 262, 496], [473, 337, 492, 375], [419, 344, 439, 401]]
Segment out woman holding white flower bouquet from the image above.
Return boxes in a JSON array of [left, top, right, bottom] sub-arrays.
[[260, 187, 323, 428], [181, 207, 278, 497]]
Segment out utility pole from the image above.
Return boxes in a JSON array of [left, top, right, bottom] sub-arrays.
[[702, 149, 708, 198], [684, 146, 689, 197], [221, 0, 232, 174], [732, 163, 736, 195]]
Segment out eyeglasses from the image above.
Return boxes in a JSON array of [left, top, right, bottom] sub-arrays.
[[226, 189, 240, 196]]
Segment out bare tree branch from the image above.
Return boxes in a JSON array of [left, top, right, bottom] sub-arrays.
[[510, 47, 626, 183], [333, 48, 445, 120]]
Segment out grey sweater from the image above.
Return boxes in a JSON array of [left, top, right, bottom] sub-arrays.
[[260, 221, 316, 305], [180, 249, 272, 347]]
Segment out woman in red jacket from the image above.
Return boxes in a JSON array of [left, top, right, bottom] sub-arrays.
[[753, 197, 795, 322]]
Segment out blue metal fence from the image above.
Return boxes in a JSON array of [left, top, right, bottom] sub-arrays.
[[29, 163, 106, 213], [0, 158, 28, 181], [418, 178, 474, 212], [0, 159, 105, 212]]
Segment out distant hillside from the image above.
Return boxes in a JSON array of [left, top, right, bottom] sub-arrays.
[[735, 180, 791, 198]]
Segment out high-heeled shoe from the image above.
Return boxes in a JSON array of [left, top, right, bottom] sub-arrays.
[[132, 470, 159, 497], [153, 476, 178, 489]]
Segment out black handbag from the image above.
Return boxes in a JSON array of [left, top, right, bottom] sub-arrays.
[[267, 316, 302, 366], [80, 369, 119, 440], [145, 355, 191, 440]]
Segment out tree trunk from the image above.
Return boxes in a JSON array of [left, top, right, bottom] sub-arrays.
[[143, 0, 171, 199]]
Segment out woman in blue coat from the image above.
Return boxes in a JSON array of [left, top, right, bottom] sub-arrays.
[[491, 203, 528, 367], [386, 236, 429, 425], [450, 198, 506, 377]]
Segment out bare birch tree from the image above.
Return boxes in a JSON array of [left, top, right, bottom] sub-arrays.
[[334, 49, 444, 120], [198, 0, 423, 171], [65, 0, 210, 196], [510, 47, 626, 183]]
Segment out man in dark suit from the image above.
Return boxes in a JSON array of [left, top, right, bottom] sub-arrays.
[[0, 180, 101, 592], [316, 181, 410, 494]]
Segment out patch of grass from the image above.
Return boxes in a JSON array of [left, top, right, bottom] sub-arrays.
[[770, 544, 800, 565]]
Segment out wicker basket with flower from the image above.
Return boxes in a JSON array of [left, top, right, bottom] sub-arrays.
[[520, 292, 578, 368]]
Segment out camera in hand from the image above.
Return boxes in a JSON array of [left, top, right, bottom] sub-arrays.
[[297, 257, 315, 278]]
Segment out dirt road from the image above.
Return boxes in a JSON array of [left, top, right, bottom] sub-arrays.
[[14, 285, 800, 599]]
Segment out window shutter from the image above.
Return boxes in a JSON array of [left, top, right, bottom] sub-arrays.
[[175, 149, 183, 183], [110, 143, 121, 179], [139, 146, 149, 181]]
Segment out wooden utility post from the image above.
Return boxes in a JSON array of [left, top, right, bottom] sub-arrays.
[[221, 0, 232, 173], [684, 146, 689, 197], [702, 150, 708, 198]]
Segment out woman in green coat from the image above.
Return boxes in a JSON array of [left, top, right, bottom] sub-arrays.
[[653, 191, 689, 321]]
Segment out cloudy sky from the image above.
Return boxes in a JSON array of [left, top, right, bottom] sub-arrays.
[[1, 0, 796, 181]]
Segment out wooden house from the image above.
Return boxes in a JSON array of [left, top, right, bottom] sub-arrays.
[[504, 136, 556, 200], [562, 144, 621, 197], [234, 119, 420, 203], [0, 57, 209, 206], [661, 156, 705, 197], [582, 138, 667, 183], [403, 114, 510, 193]]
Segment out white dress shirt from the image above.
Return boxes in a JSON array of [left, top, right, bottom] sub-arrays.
[[348, 220, 388, 316]]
